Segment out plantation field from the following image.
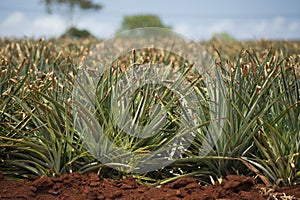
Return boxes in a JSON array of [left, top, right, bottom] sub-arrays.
[[0, 38, 299, 199]]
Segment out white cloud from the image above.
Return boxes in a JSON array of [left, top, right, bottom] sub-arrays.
[[289, 21, 300, 31], [273, 16, 285, 27], [0, 11, 118, 39], [207, 20, 234, 36], [1, 11, 66, 38], [254, 20, 268, 34], [77, 17, 118, 38], [173, 20, 236, 40], [32, 14, 66, 37], [173, 24, 191, 37], [3, 11, 24, 26]]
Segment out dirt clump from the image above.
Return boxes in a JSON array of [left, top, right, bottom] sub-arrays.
[[0, 172, 299, 199]]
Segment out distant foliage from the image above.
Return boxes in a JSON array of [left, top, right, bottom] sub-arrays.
[[60, 27, 94, 39], [118, 14, 172, 32], [212, 32, 236, 41]]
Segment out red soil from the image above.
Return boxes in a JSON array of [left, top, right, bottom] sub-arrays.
[[0, 172, 299, 200]]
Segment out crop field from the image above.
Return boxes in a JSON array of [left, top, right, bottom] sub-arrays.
[[0, 38, 299, 199]]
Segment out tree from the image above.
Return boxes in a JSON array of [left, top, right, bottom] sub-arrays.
[[42, 0, 102, 28], [118, 14, 171, 32]]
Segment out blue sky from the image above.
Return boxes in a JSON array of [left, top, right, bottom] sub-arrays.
[[1, 0, 300, 40]]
